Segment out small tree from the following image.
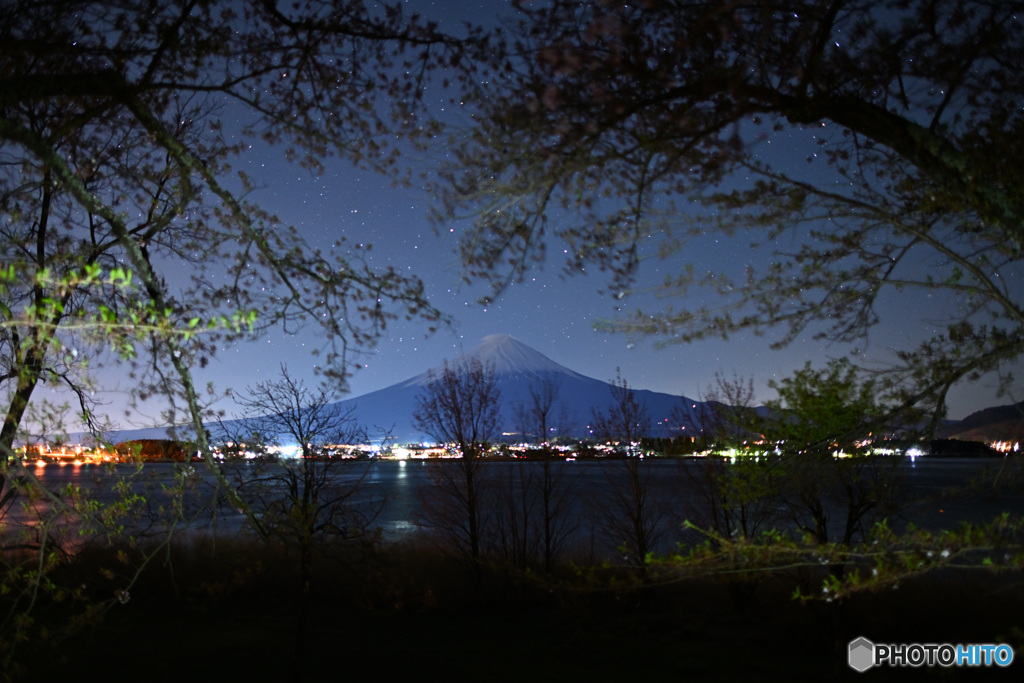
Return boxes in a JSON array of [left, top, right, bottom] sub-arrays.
[[504, 376, 578, 573], [766, 360, 905, 547], [217, 366, 378, 674], [514, 375, 561, 445], [412, 358, 500, 561], [704, 372, 763, 448], [591, 371, 668, 574], [591, 369, 650, 456], [681, 372, 780, 545]]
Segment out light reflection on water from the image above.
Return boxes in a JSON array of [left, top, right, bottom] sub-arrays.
[[8, 457, 1023, 554]]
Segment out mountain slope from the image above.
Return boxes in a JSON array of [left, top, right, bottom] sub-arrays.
[[93, 336, 1018, 447], [337, 334, 704, 443], [105, 334, 713, 445], [937, 401, 1024, 444]]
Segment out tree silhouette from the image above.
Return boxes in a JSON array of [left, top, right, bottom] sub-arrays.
[[412, 358, 501, 560], [506, 375, 578, 572], [217, 366, 380, 678], [218, 367, 380, 550], [591, 370, 667, 575], [0, 0, 466, 663], [514, 375, 561, 445], [0, 0, 463, 490], [682, 373, 779, 545], [591, 370, 650, 455], [437, 0, 1024, 423], [765, 360, 904, 547]]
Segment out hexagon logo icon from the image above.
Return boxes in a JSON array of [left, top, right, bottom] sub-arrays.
[[849, 637, 875, 672]]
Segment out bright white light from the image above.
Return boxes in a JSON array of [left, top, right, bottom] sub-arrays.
[[269, 444, 301, 459]]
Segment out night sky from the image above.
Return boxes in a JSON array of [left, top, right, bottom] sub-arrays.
[[62, 1, 1020, 432]]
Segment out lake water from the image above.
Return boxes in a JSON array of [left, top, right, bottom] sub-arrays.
[[8, 456, 1023, 559]]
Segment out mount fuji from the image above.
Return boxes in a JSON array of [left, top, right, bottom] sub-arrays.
[[104, 334, 709, 445], [87, 334, 1016, 448], [331, 334, 705, 443]]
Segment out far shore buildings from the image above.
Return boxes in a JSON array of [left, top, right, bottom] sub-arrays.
[[16, 434, 1021, 465]]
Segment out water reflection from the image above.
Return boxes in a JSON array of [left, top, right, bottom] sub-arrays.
[[9, 457, 1022, 555]]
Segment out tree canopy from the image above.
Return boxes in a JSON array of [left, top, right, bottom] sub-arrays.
[[437, 0, 1024, 420], [0, 0, 465, 473], [767, 360, 888, 455]]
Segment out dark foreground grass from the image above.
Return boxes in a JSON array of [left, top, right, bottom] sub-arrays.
[[11, 534, 1024, 682]]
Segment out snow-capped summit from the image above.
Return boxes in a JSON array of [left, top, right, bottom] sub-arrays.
[[452, 334, 587, 379], [400, 334, 585, 388]]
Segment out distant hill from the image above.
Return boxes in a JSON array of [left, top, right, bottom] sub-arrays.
[[937, 401, 1024, 444]]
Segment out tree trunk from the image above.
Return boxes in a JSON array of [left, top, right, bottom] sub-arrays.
[[0, 347, 45, 492]]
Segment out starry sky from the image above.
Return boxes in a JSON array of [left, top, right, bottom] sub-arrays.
[[62, 1, 1020, 432], [201, 138, 1001, 423]]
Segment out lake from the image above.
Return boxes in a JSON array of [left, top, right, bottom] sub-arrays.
[[8, 456, 1023, 559]]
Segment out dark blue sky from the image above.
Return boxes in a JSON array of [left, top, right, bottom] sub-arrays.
[[64, 1, 1020, 430], [202, 129, 996, 422]]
